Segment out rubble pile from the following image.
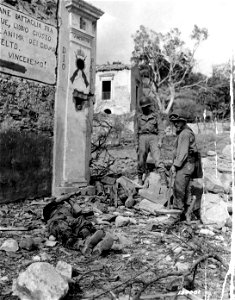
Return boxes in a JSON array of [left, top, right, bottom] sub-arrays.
[[0, 143, 233, 299]]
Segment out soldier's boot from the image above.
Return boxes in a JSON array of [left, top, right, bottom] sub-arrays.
[[185, 195, 197, 223]]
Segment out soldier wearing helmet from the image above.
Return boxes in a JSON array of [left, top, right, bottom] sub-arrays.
[[135, 96, 167, 191], [169, 108, 201, 221]]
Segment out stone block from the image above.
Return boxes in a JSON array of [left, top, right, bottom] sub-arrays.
[[0, 238, 19, 252], [12, 262, 69, 300], [139, 172, 167, 205], [200, 193, 231, 229], [115, 216, 130, 227], [80, 186, 96, 196]]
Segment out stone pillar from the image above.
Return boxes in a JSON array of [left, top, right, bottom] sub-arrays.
[[53, 0, 103, 196]]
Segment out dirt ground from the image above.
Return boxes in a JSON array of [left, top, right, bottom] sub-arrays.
[[0, 131, 233, 300]]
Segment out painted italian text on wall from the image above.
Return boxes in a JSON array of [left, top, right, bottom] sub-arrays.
[[0, 4, 57, 84]]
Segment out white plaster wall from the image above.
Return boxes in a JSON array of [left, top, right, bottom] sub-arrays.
[[95, 69, 131, 115]]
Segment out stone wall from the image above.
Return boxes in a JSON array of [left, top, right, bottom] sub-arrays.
[[0, 0, 58, 203]]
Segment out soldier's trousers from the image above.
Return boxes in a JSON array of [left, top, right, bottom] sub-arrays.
[[173, 161, 195, 211], [137, 134, 164, 177]]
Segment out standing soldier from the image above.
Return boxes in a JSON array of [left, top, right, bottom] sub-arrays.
[[135, 96, 167, 191], [169, 109, 202, 221]]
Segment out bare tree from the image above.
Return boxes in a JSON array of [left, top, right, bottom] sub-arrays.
[[132, 25, 208, 114]]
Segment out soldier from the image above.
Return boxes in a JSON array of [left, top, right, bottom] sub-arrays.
[[169, 109, 201, 220], [135, 96, 167, 189]]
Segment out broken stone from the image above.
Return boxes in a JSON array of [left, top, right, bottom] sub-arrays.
[[207, 150, 216, 156], [204, 176, 224, 194], [12, 262, 69, 300], [125, 196, 135, 208], [81, 185, 96, 196], [56, 261, 72, 281], [0, 238, 19, 252], [49, 235, 56, 241], [19, 237, 36, 251], [139, 172, 167, 205], [200, 194, 230, 229], [100, 176, 116, 185], [173, 246, 183, 255], [39, 252, 51, 261], [111, 243, 123, 251], [100, 214, 116, 223], [165, 255, 172, 262], [129, 218, 137, 225], [33, 237, 44, 247], [45, 240, 57, 247], [137, 199, 162, 214], [0, 275, 9, 283], [222, 144, 234, 159], [199, 228, 215, 236], [226, 217, 232, 228], [115, 216, 130, 227], [148, 216, 172, 230], [208, 264, 217, 269], [175, 262, 190, 272], [93, 233, 114, 255], [32, 255, 41, 262], [137, 199, 181, 216]]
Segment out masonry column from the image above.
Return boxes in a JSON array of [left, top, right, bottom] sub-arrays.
[[53, 0, 103, 196]]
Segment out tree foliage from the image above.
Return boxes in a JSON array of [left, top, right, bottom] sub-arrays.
[[132, 25, 208, 115], [197, 63, 231, 120]]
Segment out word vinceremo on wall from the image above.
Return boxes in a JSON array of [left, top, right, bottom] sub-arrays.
[[0, 4, 57, 84]]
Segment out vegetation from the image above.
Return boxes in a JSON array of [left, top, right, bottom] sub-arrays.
[[131, 25, 208, 115], [132, 25, 232, 121]]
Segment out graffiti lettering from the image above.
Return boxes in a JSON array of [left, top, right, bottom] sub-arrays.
[[1, 38, 18, 49], [13, 23, 29, 33], [8, 52, 46, 68], [1, 17, 10, 28], [0, 6, 11, 17], [33, 30, 51, 41], [3, 29, 24, 41], [0, 3, 57, 83], [15, 13, 41, 28]]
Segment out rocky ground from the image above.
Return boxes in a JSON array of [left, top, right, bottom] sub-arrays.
[[0, 131, 233, 300]]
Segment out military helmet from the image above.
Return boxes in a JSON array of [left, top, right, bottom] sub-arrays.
[[139, 96, 153, 108], [169, 109, 187, 122]]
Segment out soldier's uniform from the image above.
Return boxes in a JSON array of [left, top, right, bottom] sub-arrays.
[[169, 110, 199, 215], [135, 97, 166, 186]]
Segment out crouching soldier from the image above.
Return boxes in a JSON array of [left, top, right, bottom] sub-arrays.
[[135, 96, 167, 191], [169, 109, 202, 221]]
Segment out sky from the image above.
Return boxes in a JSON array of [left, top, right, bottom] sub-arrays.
[[88, 0, 235, 76]]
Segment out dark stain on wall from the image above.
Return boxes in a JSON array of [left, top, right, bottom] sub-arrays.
[[0, 59, 27, 73], [0, 0, 58, 203], [0, 74, 55, 203]]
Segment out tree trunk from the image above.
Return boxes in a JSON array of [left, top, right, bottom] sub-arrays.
[[165, 84, 175, 114]]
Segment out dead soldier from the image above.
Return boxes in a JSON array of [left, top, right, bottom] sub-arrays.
[[135, 96, 167, 192], [169, 109, 202, 221]]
